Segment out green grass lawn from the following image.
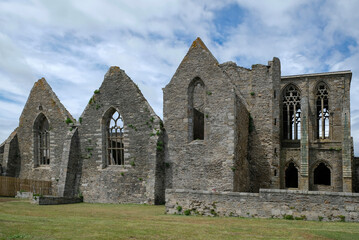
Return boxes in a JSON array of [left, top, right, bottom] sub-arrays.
[[0, 197, 358, 240]]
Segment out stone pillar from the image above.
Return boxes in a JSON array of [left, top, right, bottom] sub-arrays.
[[342, 113, 352, 192], [300, 97, 309, 190]]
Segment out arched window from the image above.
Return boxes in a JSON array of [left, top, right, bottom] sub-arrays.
[[285, 162, 298, 188], [106, 111, 124, 165], [316, 83, 329, 139], [282, 85, 301, 140], [34, 113, 50, 165], [188, 78, 205, 141], [314, 162, 331, 185]]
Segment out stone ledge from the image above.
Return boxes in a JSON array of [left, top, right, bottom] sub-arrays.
[[32, 196, 83, 205]]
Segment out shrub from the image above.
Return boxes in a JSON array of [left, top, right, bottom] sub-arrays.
[[250, 92, 255, 96], [318, 216, 324, 221], [176, 206, 182, 212], [65, 117, 73, 124], [283, 215, 294, 220], [339, 215, 345, 222], [130, 161, 135, 167], [94, 89, 100, 94], [184, 209, 191, 216]]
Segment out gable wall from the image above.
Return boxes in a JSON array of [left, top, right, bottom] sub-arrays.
[[16, 79, 73, 192], [78, 67, 164, 204], [163, 42, 240, 192]]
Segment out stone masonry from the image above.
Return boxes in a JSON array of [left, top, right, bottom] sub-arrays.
[[1, 37, 357, 212]]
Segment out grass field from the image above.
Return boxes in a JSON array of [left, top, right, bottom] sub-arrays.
[[0, 197, 359, 240]]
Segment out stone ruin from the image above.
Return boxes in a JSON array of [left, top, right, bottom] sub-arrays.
[[1, 38, 359, 220]]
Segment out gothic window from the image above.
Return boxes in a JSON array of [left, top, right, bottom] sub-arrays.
[[282, 85, 301, 140], [34, 113, 50, 165], [107, 111, 124, 165], [314, 162, 331, 185], [189, 78, 205, 141], [285, 162, 298, 188], [316, 83, 329, 139]]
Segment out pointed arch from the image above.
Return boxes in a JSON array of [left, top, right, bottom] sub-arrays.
[[313, 162, 331, 185], [282, 84, 301, 140], [315, 82, 330, 139], [188, 77, 205, 141], [102, 107, 125, 166], [285, 161, 299, 188], [33, 113, 50, 166]]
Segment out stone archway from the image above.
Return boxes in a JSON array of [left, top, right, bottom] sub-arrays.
[[285, 162, 298, 188]]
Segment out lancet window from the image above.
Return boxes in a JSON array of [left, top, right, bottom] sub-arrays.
[[189, 78, 205, 141], [282, 85, 301, 140], [107, 111, 124, 165], [34, 113, 50, 165], [316, 83, 329, 139]]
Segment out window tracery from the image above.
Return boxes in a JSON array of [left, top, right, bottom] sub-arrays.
[[316, 83, 329, 139], [107, 111, 124, 165], [282, 85, 301, 140]]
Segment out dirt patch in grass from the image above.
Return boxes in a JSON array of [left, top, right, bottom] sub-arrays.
[[0, 197, 18, 202]]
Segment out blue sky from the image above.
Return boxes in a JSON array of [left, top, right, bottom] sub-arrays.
[[1, 0, 359, 155]]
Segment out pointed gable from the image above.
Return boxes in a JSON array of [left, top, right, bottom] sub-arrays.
[[167, 37, 219, 87], [19, 78, 74, 126]]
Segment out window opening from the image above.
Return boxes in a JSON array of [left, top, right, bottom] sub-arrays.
[[36, 115, 50, 165], [107, 111, 124, 165], [314, 162, 331, 185], [190, 80, 205, 140], [316, 83, 329, 139], [285, 162, 298, 188], [282, 85, 301, 140]]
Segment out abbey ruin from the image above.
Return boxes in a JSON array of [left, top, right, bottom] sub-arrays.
[[1, 38, 359, 221]]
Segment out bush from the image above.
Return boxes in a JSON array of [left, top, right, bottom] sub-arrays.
[[65, 117, 73, 124], [176, 206, 182, 212], [283, 215, 294, 220], [184, 209, 191, 216]]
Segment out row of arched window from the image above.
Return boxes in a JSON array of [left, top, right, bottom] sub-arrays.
[[285, 162, 331, 188], [282, 82, 330, 140], [33, 110, 125, 166]]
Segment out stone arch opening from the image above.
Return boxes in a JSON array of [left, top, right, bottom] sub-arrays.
[[33, 113, 50, 166], [188, 77, 205, 141], [314, 162, 331, 185], [282, 84, 301, 140], [285, 162, 298, 188], [102, 107, 125, 166]]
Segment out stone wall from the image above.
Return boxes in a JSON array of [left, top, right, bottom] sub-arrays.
[[163, 38, 242, 192], [32, 196, 82, 205], [220, 58, 282, 192], [57, 128, 81, 197], [233, 96, 249, 192], [281, 72, 353, 192], [79, 66, 164, 204], [16, 78, 75, 193], [0, 144, 4, 175], [1, 130, 21, 177], [166, 188, 359, 222]]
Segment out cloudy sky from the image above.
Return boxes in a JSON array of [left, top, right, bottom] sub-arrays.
[[1, 0, 359, 155]]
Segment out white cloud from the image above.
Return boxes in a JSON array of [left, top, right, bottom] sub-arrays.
[[0, 0, 359, 155]]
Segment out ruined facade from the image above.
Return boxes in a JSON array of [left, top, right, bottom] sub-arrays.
[[0, 38, 356, 205], [164, 38, 355, 193]]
